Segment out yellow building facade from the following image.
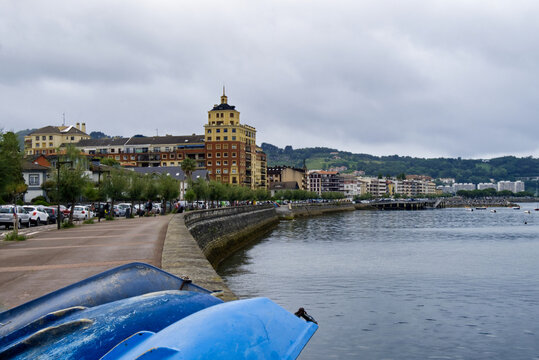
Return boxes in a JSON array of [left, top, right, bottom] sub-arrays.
[[204, 90, 266, 189], [24, 123, 90, 156]]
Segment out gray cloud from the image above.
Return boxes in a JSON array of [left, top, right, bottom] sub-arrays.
[[1, 0, 538, 158]]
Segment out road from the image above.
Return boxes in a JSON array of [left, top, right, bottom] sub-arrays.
[[0, 215, 171, 310]]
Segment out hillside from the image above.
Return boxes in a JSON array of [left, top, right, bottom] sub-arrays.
[[261, 143, 539, 186]]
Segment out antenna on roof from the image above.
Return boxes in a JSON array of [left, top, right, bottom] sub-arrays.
[[156, 128, 159, 136], [62, 113, 66, 126]]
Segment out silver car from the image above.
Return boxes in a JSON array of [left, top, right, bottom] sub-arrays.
[[0, 205, 31, 229]]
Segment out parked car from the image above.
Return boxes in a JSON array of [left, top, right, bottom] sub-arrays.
[[23, 206, 49, 226], [0, 205, 31, 228], [40, 206, 58, 224], [73, 205, 93, 220]]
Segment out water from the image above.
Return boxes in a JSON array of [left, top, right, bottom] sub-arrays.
[[218, 204, 539, 359]]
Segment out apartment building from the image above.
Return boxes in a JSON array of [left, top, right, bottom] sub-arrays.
[[77, 135, 205, 168], [308, 170, 343, 195], [204, 90, 266, 189], [24, 123, 90, 156], [267, 166, 307, 191]]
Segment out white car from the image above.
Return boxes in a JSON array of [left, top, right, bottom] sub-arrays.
[[23, 206, 49, 226], [0, 205, 31, 228], [73, 205, 93, 220]]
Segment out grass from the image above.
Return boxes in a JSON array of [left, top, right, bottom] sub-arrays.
[[61, 222, 75, 229], [83, 218, 94, 224], [4, 231, 26, 241], [105, 215, 114, 221]]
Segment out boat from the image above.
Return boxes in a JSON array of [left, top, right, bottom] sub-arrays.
[[465, 208, 473, 211], [0, 290, 223, 360], [475, 207, 487, 210], [101, 297, 319, 360], [512, 206, 521, 210], [0, 262, 210, 338], [490, 209, 497, 213], [524, 210, 531, 214]]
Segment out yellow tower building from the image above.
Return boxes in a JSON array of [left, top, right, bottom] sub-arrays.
[[204, 89, 266, 189]]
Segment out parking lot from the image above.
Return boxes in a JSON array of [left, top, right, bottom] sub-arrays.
[[0, 214, 172, 310]]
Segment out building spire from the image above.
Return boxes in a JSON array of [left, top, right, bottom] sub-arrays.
[[220, 86, 228, 104]]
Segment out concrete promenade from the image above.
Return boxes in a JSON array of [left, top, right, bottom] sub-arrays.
[[0, 216, 170, 310]]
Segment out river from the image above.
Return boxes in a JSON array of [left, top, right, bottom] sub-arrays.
[[218, 203, 539, 359]]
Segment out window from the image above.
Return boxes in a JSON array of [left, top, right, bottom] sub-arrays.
[[163, 154, 167, 159], [216, 169, 221, 174], [223, 152, 228, 157], [207, 161, 212, 166], [170, 162, 175, 166], [207, 136, 212, 141], [216, 144, 221, 149], [232, 144, 237, 149], [49, 136, 53, 140], [223, 128, 228, 133], [216, 129, 220, 133], [232, 160, 237, 165], [123, 156, 127, 160], [216, 113, 220, 118], [163, 162, 167, 166], [207, 145, 212, 150], [207, 153, 212, 158], [232, 169, 237, 174], [49, 143, 53, 147], [111, 148, 115, 153], [232, 176, 237, 183], [223, 169, 229, 174], [223, 144, 228, 149], [232, 136, 236, 140], [207, 129, 212, 133], [232, 152, 237, 157], [230, 113, 234, 118], [216, 137, 220, 140], [35, 136, 39, 140], [216, 161, 221, 166], [131, 155, 135, 160], [115, 155, 120, 160], [70, 136, 74, 140], [165, 147, 170, 152], [208, 114, 211, 119], [29, 174, 40, 185], [224, 160, 228, 165], [208, 170, 212, 174], [42, 136, 46, 140], [170, 154, 175, 159], [35, 143, 39, 147], [224, 136, 228, 141], [153, 147, 160, 152], [232, 128, 236, 133], [216, 153, 221, 158], [42, 143, 46, 147]]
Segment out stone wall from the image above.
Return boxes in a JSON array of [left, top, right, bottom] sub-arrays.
[[277, 202, 356, 219], [184, 205, 279, 267]]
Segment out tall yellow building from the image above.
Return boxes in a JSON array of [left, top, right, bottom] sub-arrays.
[[204, 90, 266, 189], [24, 123, 90, 156]]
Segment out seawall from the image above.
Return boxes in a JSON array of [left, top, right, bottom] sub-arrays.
[[162, 203, 354, 301]]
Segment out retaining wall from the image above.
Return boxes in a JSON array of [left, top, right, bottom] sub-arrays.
[[277, 202, 356, 219], [184, 205, 279, 267]]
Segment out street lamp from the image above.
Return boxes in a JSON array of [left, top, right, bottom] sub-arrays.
[[57, 160, 73, 230]]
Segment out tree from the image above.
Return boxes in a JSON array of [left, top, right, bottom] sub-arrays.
[[180, 158, 197, 200], [54, 145, 90, 224], [0, 131, 25, 203], [158, 173, 180, 214], [143, 174, 160, 202], [127, 172, 145, 216], [102, 169, 128, 213], [100, 158, 120, 167]]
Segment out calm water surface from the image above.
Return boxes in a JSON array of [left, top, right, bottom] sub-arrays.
[[218, 204, 539, 359]]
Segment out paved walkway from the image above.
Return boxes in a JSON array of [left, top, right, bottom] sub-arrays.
[[0, 216, 170, 310]]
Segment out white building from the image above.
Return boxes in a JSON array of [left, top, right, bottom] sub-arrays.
[[477, 183, 496, 190], [453, 183, 476, 192], [497, 180, 525, 193]]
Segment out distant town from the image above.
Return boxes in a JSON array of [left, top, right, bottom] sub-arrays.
[[4, 90, 537, 204]]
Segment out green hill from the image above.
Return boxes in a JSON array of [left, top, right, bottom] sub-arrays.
[[261, 143, 539, 187]]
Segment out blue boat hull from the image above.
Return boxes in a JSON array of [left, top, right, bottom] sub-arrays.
[[0, 262, 209, 338], [0, 290, 223, 360], [102, 297, 318, 360]]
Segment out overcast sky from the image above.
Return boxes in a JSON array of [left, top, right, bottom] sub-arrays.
[[1, 0, 538, 159]]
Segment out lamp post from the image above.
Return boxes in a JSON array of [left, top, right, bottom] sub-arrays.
[[56, 160, 73, 229]]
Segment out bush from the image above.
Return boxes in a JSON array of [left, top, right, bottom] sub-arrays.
[[33, 200, 50, 206], [61, 222, 75, 229], [31, 196, 49, 205], [83, 218, 94, 224], [105, 215, 114, 221], [4, 231, 26, 241]]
